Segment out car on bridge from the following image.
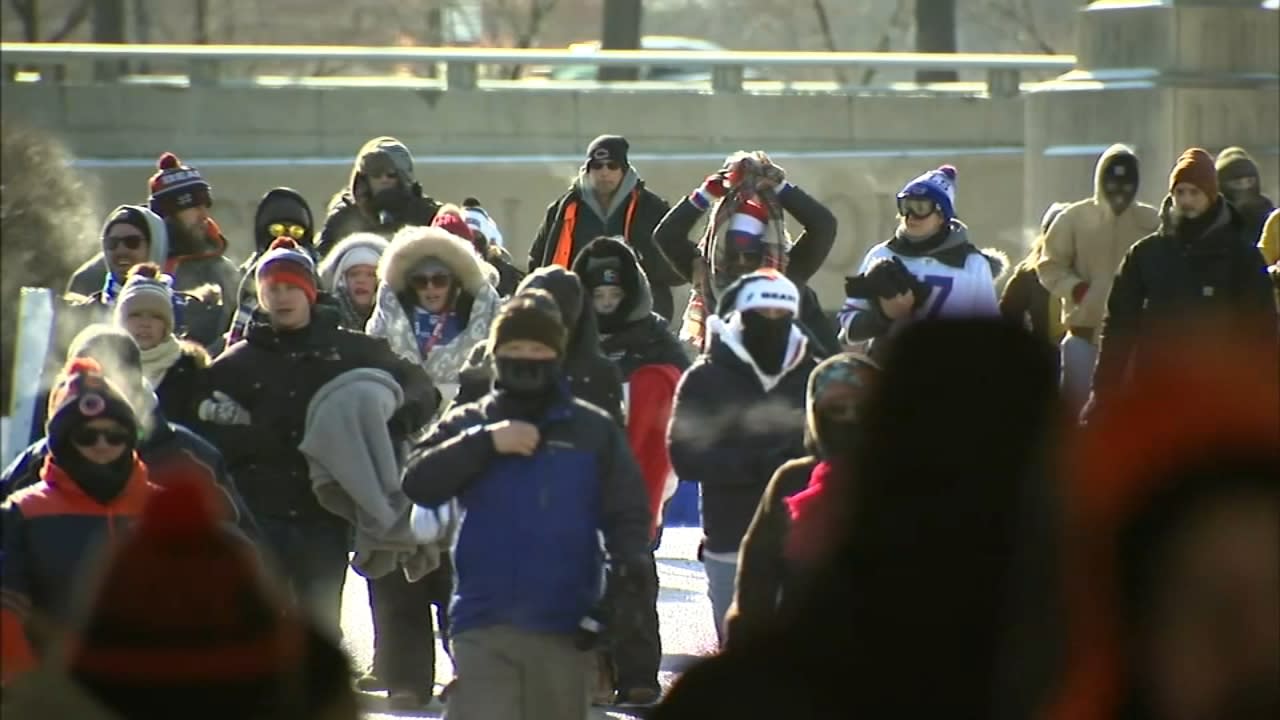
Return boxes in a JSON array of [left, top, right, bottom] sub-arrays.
[[524, 35, 769, 83]]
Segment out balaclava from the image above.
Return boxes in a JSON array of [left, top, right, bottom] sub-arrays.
[[253, 188, 314, 255], [488, 290, 568, 417], [1100, 153, 1140, 216], [45, 357, 141, 505], [722, 269, 801, 375], [1216, 146, 1264, 209]]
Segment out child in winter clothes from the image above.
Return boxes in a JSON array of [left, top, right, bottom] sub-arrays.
[[367, 222, 502, 408], [839, 165, 1006, 361], [401, 290, 652, 720], [316, 232, 388, 331], [667, 269, 817, 645], [575, 236, 689, 706], [726, 352, 880, 650], [112, 262, 210, 429], [1, 358, 159, 685]]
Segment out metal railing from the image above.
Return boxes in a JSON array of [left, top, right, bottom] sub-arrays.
[[0, 42, 1077, 97]]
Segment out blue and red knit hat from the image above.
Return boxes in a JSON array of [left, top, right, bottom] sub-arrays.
[[256, 237, 318, 304], [148, 152, 212, 217], [897, 165, 959, 221]]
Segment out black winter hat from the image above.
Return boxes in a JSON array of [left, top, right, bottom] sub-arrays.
[[46, 357, 139, 462], [586, 135, 630, 167], [1101, 153, 1139, 185], [253, 188, 314, 253], [488, 289, 567, 357], [516, 266, 585, 336]]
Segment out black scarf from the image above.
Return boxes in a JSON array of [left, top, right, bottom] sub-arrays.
[[741, 312, 793, 375]]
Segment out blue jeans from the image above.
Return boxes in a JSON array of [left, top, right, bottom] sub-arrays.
[[702, 554, 738, 647], [258, 516, 350, 640], [1059, 333, 1097, 416]]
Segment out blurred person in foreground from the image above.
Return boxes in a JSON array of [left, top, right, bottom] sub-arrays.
[[724, 352, 880, 651], [655, 319, 1062, 718], [2, 477, 360, 720], [1049, 325, 1279, 720], [1086, 148, 1277, 420]]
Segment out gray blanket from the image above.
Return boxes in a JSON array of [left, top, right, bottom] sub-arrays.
[[300, 368, 452, 581]]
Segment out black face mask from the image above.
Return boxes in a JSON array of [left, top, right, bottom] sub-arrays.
[[1104, 189, 1136, 216], [495, 357, 560, 396], [52, 437, 136, 506], [739, 311, 793, 375], [813, 413, 859, 459], [370, 186, 410, 216]]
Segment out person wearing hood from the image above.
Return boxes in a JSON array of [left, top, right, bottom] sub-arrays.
[[316, 232, 389, 331], [724, 352, 879, 651], [653, 150, 839, 357], [1050, 328, 1279, 720], [453, 265, 626, 425], [67, 204, 170, 299], [110, 262, 210, 429], [2, 324, 258, 544], [1216, 146, 1275, 244], [462, 197, 525, 296], [226, 188, 317, 346], [1000, 202, 1069, 370], [574, 236, 689, 706], [314, 136, 440, 258], [527, 134, 684, 321], [1, 357, 159, 685], [667, 269, 817, 645], [400, 290, 652, 720], [839, 164, 1007, 363], [1087, 149, 1277, 419], [201, 238, 436, 638], [1032, 144, 1159, 412]]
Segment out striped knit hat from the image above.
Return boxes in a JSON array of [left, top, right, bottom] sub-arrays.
[[113, 263, 177, 336], [147, 152, 212, 217], [67, 477, 306, 718], [256, 237, 318, 304]]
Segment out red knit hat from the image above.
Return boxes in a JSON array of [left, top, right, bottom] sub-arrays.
[[256, 237, 318, 304], [67, 477, 306, 717], [432, 209, 475, 243], [1168, 147, 1219, 198]]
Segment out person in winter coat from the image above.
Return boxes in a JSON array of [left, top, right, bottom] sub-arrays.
[[316, 232, 389, 331], [1216, 146, 1276, 245], [225, 187, 317, 346], [66, 153, 241, 345], [574, 236, 689, 706], [313, 136, 440, 258], [3, 324, 257, 541], [201, 238, 436, 638], [1087, 148, 1278, 418], [462, 196, 525, 296], [67, 204, 171, 299], [1032, 144, 1160, 413], [1000, 202, 1068, 372], [725, 352, 880, 651], [1, 358, 160, 685], [654, 150, 839, 356], [667, 269, 817, 645], [839, 165, 1007, 363], [111, 262, 209, 429], [400, 291, 653, 720], [454, 266, 626, 425], [654, 319, 1062, 720], [368, 222, 502, 408], [1049, 330, 1279, 720], [527, 135, 684, 321]]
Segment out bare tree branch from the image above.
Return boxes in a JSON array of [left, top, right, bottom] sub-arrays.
[[861, 0, 912, 86], [506, 0, 561, 80], [811, 0, 848, 86], [46, 0, 93, 42], [9, 0, 38, 42]]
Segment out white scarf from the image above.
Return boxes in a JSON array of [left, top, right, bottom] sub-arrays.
[[139, 335, 182, 386]]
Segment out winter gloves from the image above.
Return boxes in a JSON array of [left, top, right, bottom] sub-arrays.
[[845, 256, 928, 307], [198, 391, 251, 426]]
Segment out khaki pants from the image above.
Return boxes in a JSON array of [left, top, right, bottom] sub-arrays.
[[445, 625, 592, 720]]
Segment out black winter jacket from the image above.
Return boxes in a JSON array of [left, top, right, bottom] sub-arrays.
[[1093, 197, 1278, 396], [528, 174, 681, 321], [204, 307, 436, 521], [152, 341, 210, 430], [667, 331, 814, 554], [603, 315, 692, 378], [314, 192, 441, 259]]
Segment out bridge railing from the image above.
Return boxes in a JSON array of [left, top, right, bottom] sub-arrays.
[[0, 42, 1077, 97]]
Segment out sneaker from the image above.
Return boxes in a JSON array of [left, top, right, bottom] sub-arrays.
[[387, 689, 430, 711], [615, 686, 662, 707], [353, 672, 386, 693]]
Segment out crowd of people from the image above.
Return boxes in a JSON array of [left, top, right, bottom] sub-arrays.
[[1, 131, 1276, 719]]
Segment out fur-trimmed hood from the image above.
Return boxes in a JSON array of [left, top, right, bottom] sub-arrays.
[[178, 338, 211, 369], [379, 225, 489, 296], [317, 232, 390, 293], [571, 235, 654, 326]]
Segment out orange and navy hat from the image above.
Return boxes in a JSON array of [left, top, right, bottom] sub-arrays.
[[256, 237, 318, 305]]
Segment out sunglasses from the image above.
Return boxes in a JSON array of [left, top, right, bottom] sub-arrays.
[[369, 170, 399, 180], [104, 234, 146, 251], [588, 161, 622, 171], [71, 426, 132, 447], [268, 222, 308, 240], [898, 197, 939, 219], [410, 273, 452, 290]]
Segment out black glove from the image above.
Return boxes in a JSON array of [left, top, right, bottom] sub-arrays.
[[845, 255, 916, 300]]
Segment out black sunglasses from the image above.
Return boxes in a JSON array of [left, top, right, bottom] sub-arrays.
[[71, 426, 132, 447], [104, 234, 147, 251], [410, 273, 452, 290], [588, 161, 621, 171]]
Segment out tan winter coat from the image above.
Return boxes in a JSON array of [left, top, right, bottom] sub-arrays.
[[1035, 144, 1160, 330]]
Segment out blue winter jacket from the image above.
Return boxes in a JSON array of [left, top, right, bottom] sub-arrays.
[[402, 386, 651, 637]]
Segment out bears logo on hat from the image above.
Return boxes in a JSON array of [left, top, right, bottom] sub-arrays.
[[148, 152, 212, 217]]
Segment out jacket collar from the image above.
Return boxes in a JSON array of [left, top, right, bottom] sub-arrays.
[[39, 455, 153, 509]]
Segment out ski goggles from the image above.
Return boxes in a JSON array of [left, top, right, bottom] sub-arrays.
[[268, 222, 308, 240], [897, 197, 940, 219]]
